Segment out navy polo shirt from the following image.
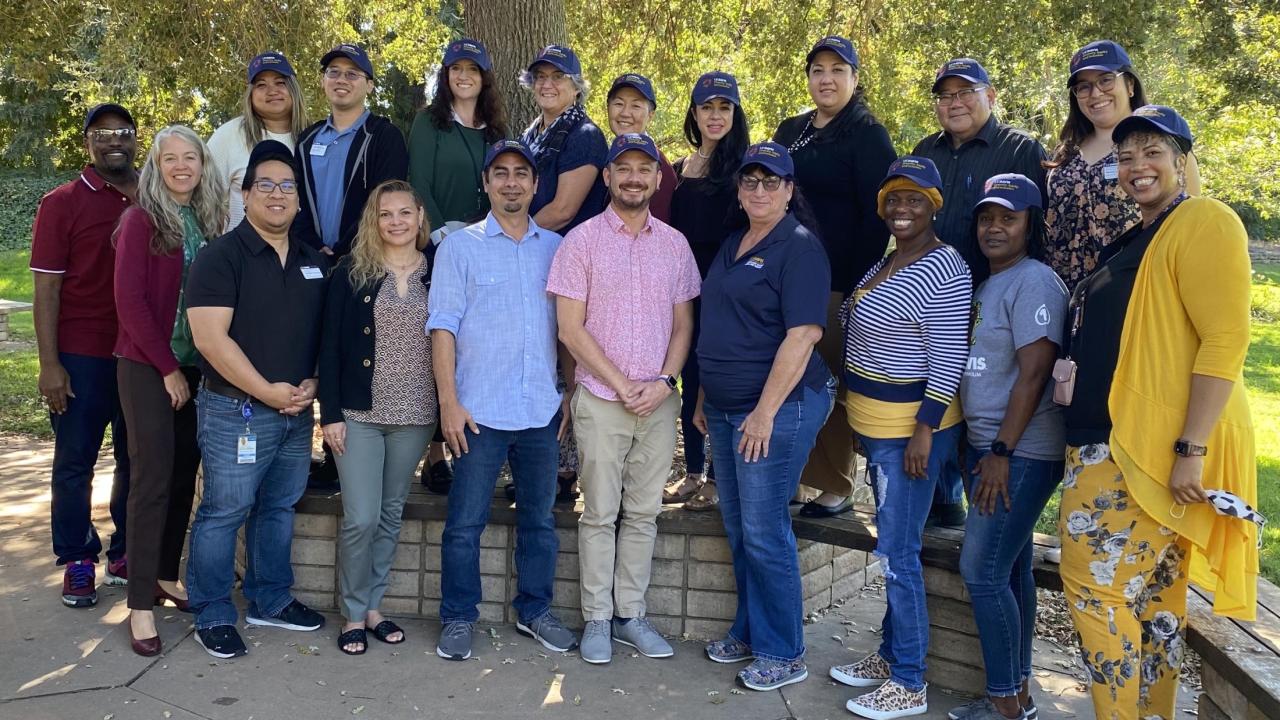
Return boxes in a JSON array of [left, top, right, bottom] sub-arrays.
[[697, 213, 832, 413]]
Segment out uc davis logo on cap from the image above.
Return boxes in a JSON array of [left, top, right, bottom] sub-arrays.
[[984, 178, 1019, 193], [1077, 47, 1108, 63], [1133, 105, 1166, 119], [539, 45, 567, 59], [821, 36, 845, 48], [748, 144, 782, 159], [896, 157, 927, 172]]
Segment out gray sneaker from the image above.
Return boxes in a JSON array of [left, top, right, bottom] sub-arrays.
[[436, 621, 473, 661], [612, 617, 673, 658], [580, 619, 612, 664], [516, 612, 579, 653], [948, 697, 1033, 720]]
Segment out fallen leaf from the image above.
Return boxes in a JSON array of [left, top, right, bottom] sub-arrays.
[[707, 690, 720, 696], [488, 628, 500, 639], [729, 689, 745, 695], [710, 697, 726, 705], [611, 688, 626, 695], [573, 694, 582, 706], [502, 658, 514, 665], [163, 713, 172, 719], [316, 680, 327, 686], [352, 706, 364, 715]]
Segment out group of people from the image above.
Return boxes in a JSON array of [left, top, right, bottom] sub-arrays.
[[30, 31, 1258, 720]]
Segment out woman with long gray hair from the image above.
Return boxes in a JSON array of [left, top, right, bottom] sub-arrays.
[[208, 51, 307, 231], [113, 125, 226, 656]]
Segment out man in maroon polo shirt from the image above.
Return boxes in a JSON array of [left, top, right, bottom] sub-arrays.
[[30, 103, 139, 608]]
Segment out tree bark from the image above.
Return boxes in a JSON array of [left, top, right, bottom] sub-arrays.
[[463, 0, 568, 137]]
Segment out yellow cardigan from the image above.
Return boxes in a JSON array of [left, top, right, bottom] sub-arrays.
[[1108, 196, 1258, 620]]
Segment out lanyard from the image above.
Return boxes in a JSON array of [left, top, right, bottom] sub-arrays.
[[241, 399, 253, 432]]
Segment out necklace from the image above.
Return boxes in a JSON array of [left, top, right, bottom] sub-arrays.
[[787, 112, 819, 154], [696, 147, 711, 159], [385, 255, 421, 275]]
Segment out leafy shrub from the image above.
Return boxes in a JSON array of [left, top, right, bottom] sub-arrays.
[[0, 171, 76, 251]]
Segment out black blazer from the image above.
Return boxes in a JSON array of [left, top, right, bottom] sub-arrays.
[[318, 252, 430, 425]]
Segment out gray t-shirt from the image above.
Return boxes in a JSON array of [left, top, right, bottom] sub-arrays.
[[961, 257, 1068, 461]]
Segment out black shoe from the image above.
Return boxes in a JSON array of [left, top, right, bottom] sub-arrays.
[[196, 625, 248, 659], [555, 473, 579, 505], [246, 599, 325, 631], [798, 496, 854, 518], [307, 460, 339, 492], [504, 482, 516, 502], [423, 460, 453, 495]]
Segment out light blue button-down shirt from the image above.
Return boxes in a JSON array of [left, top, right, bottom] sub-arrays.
[[311, 109, 369, 248], [426, 214, 563, 431]]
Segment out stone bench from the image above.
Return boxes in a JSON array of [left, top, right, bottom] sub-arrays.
[[791, 504, 1280, 714], [0, 299, 33, 341], [280, 486, 880, 641]]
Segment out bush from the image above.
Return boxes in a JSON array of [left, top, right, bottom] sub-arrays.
[[0, 171, 77, 251]]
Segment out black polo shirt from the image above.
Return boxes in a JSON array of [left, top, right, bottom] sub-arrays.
[[912, 116, 1047, 282], [186, 220, 328, 389], [697, 213, 832, 414]]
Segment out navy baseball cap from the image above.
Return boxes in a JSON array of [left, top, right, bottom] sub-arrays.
[[740, 141, 794, 178], [807, 36, 859, 69], [243, 139, 299, 189], [83, 103, 135, 134], [247, 52, 295, 83], [691, 71, 741, 106], [882, 156, 943, 189], [607, 133, 660, 164], [483, 139, 536, 172], [527, 44, 581, 75], [975, 173, 1041, 211], [1113, 105, 1194, 152], [443, 38, 492, 72], [321, 43, 374, 79], [1069, 40, 1133, 83], [608, 73, 657, 107], [932, 58, 991, 92]]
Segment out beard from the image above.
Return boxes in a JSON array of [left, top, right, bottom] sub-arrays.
[[611, 187, 651, 211], [501, 200, 526, 214]]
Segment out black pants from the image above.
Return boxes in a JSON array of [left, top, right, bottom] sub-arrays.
[[117, 359, 201, 610]]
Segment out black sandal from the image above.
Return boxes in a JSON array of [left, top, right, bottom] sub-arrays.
[[337, 628, 367, 655], [368, 619, 406, 644], [555, 473, 579, 505]]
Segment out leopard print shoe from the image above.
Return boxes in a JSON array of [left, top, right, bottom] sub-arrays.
[[830, 652, 891, 687], [845, 679, 928, 720]]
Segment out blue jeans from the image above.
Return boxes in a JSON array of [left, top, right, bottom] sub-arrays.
[[859, 423, 963, 691], [440, 414, 560, 625], [932, 421, 966, 506], [49, 353, 130, 565], [961, 444, 1063, 696], [186, 389, 313, 629], [704, 378, 834, 662]]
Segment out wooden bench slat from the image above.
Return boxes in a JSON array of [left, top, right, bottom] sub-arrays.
[[1185, 587, 1280, 719]]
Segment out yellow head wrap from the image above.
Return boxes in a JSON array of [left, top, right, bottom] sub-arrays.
[[876, 177, 944, 219]]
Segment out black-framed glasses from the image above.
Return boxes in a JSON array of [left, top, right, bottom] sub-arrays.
[[932, 86, 988, 106], [324, 68, 368, 82], [252, 179, 298, 194], [1071, 72, 1124, 99], [738, 175, 783, 192], [87, 128, 136, 140]]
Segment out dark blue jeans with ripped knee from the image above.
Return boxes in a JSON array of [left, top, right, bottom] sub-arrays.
[[857, 424, 963, 692]]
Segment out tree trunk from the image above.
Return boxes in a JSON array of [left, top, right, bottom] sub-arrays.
[[463, 0, 568, 137]]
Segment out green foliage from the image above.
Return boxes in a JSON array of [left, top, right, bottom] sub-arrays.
[[0, 173, 77, 252]]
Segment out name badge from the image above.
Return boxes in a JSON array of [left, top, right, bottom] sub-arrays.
[[237, 433, 257, 464], [301, 266, 324, 280], [309, 143, 327, 157], [1102, 162, 1119, 181]]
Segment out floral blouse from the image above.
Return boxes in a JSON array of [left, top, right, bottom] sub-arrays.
[[1045, 151, 1140, 291]]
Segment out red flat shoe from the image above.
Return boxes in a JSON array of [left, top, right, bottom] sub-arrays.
[[154, 585, 191, 613], [129, 623, 161, 657]]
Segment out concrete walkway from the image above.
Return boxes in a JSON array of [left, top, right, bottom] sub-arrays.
[[0, 434, 1198, 719]]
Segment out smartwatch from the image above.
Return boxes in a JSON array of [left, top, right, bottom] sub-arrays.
[[659, 374, 677, 391], [1174, 439, 1207, 457], [991, 440, 1015, 458]]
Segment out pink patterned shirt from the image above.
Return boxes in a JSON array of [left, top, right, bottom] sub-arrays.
[[547, 205, 701, 401]]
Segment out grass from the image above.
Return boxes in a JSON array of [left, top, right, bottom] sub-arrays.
[[0, 249, 44, 437]]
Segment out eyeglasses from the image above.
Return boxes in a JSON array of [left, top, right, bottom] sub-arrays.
[[324, 68, 368, 82], [87, 128, 136, 140], [252, 179, 298, 194], [1071, 72, 1124, 99], [533, 71, 568, 85], [932, 86, 988, 106], [738, 176, 784, 192]]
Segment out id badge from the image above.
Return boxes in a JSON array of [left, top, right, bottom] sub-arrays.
[[1102, 162, 1119, 181], [237, 433, 257, 464], [309, 143, 327, 157], [301, 265, 324, 280]]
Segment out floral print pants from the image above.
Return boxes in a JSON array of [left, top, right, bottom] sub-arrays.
[[1059, 444, 1190, 720]]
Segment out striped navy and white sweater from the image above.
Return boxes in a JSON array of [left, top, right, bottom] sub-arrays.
[[842, 244, 973, 428]]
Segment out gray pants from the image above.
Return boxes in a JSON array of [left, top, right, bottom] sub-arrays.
[[333, 418, 434, 621]]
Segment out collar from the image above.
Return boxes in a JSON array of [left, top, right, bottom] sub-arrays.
[[451, 109, 487, 130], [80, 165, 133, 193], [483, 212, 541, 243], [322, 109, 370, 136], [933, 114, 999, 148], [755, 212, 802, 251], [235, 218, 295, 258], [604, 204, 653, 236]]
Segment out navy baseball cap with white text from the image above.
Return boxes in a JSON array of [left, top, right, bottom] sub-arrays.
[[248, 52, 296, 83]]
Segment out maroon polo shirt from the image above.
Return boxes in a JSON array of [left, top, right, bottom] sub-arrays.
[[30, 166, 133, 358]]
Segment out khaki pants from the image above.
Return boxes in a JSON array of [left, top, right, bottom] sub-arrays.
[[572, 386, 680, 620], [799, 292, 857, 496]]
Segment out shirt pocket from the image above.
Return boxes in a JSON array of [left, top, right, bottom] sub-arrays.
[[473, 272, 510, 288]]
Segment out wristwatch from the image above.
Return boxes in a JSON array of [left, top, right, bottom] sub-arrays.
[[658, 374, 678, 391], [1174, 439, 1208, 457], [991, 440, 1015, 458]]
